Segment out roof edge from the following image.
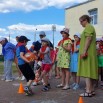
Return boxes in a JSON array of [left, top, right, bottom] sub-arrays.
[[65, 0, 96, 10]]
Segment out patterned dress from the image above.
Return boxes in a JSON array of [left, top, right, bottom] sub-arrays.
[[77, 24, 98, 79], [57, 39, 72, 69]]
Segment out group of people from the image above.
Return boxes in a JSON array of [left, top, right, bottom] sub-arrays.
[[0, 14, 103, 97]]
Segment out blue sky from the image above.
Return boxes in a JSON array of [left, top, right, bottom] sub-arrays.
[[0, 0, 87, 48]]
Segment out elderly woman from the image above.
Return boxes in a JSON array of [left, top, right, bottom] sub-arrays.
[[77, 15, 98, 97], [56, 28, 72, 90], [0, 37, 16, 82]]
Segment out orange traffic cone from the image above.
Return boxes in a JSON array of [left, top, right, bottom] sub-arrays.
[[78, 97, 84, 103], [18, 83, 24, 94]]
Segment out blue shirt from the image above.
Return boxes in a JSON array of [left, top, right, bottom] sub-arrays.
[[2, 42, 16, 60], [16, 45, 27, 65]]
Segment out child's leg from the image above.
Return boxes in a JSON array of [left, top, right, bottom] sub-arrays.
[[76, 75, 80, 84], [54, 61, 57, 76], [72, 72, 76, 83], [18, 63, 35, 95], [101, 68, 103, 82], [42, 71, 48, 86], [56, 67, 61, 78]]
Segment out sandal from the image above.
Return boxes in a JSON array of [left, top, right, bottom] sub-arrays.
[[80, 92, 92, 97], [56, 84, 64, 88], [62, 86, 70, 90], [91, 91, 96, 95]]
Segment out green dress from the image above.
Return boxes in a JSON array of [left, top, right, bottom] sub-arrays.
[[77, 24, 98, 79], [57, 39, 72, 69]]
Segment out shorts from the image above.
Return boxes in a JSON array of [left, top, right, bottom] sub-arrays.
[[98, 55, 103, 67], [41, 64, 52, 73], [18, 63, 35, 82]]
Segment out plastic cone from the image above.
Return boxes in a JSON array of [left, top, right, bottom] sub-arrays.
[[18, 83, 24, 94], [78, 97, 84, 103]]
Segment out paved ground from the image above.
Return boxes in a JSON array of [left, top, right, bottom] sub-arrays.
[[0, 75, 103, 103]]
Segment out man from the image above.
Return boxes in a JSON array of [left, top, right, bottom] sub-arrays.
[[0, 37, 16, 82]]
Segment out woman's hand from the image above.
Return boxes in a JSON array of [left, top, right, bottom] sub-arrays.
[[80, 51, 88, 59]]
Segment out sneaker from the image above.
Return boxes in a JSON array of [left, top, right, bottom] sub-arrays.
[[73, 84, 80, 90], [47, 84, 51, 89], [21, 76, 25, 81], [5, 79, 13, 82], [32, 82, 38, 86], [70, 83, 76, 88], [24, 86, 33, 96], [42, 86, 49, 92], [56, 84, 64, 88], [1, 78, 6, 81], [16, 76, 22, 80]]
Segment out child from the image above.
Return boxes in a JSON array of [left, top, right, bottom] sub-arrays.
[[16, 36, 35, 96], [15, 36, 25, 81], [97, 38, 103, 86], [70, 33, 80, 90], [55, 46, 61, 79], [32, 61, 42, 86], [56, 28, 72, 90], [38, 38, 52, 92]]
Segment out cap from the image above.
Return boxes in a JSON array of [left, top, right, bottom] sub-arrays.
[[18, 36, 30, 42], [41, 38, 49, 43], [39, 31, 46, 36], [74, 33, 81, 38], [0, 37, 5, 42], [60, 28, 69, 35]]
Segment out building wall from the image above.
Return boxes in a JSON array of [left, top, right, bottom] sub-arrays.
[[65, 0, 103, 38]]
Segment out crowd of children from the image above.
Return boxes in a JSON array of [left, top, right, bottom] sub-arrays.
[[0, 26, 103, 96]]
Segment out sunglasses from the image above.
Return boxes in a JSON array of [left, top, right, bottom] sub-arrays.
[[80, 19, 85, 23]]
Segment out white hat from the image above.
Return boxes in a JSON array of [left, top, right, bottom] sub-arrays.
[[41, 38, 49, 43], [0, 37, 5, 42], [74, 33, 81, 38], [96, 38, 101, 41]]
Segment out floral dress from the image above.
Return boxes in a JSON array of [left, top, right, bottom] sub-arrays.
[[57, 39, 72, 69]]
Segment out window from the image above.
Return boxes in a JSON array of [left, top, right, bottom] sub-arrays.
[[88, 8, 98, 25]]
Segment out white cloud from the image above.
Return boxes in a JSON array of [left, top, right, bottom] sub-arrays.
[[8, 23, 64, 31], [0, 0, 88, 13], [0, 28, 6, 32]]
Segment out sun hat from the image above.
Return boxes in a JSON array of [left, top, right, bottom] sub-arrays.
[[39, 31, 46, 36], [74, 33, 81, 38], [60, 28, 69, 35]]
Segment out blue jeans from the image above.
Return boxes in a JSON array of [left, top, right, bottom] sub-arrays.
[[4, 60, 13, 80]]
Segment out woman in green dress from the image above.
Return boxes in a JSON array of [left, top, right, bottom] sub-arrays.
[[77, 15, 98, 97], [56, 28, 72, 90]]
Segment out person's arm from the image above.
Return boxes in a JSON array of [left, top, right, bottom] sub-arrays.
[[19, 46, 30, 63], [40, 47, 49, 54], [74, 41, 79, 52], [20, 52, 30, 63], [80, 36, 92, 59], [83, 36, 92, 53], [62, 43, 72, 52]]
